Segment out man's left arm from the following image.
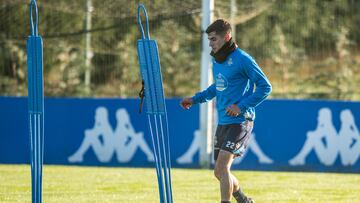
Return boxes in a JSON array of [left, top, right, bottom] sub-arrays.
[[237, 56, 272, 113]]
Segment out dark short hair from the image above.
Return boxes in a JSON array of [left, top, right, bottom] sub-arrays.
[[205, 19, 231, 36]]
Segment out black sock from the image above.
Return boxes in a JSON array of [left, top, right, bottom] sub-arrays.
[[233, 189, 247, 203], [221, 201, 231, 203]]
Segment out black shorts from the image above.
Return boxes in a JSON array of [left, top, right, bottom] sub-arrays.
[[214, 121, 254, 161]]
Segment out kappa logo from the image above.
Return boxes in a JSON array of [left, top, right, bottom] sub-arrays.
[[289, 108, 360, 166], [68, 107, 154, 163]]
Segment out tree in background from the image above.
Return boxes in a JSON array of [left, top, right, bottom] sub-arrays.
[[0, 0, 359, 100]]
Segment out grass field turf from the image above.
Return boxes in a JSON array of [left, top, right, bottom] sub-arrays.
[[0, 164, 359, 203]]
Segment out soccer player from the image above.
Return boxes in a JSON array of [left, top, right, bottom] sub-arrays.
[[180, 19, 272, 203]]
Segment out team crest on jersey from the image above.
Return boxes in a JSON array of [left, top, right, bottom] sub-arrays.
[[216, 73, 228, 91], [227, 57, 233, 66]]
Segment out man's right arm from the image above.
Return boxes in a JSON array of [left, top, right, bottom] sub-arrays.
[[180, 83, 216, 109], [191, 83, 216, 104]]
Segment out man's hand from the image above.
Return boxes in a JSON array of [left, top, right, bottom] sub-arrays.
[[226, 104, 241, 117], [180, 97, 194, 110]]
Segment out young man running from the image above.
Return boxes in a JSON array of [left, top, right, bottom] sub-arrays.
[[180, 19, 272, 203]]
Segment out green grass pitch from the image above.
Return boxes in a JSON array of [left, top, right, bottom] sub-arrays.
[[0, 164, 359, 202]]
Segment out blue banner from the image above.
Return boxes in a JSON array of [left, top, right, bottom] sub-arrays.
[[0, 97, 359, 172]]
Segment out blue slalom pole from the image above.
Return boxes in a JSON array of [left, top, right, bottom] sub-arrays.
[[27, 0, 44, 202], [136, 4, 173, 203]]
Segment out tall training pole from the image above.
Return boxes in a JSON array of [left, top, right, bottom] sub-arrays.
[[136, 4, 173, 203], [27, 0, 44, 202]]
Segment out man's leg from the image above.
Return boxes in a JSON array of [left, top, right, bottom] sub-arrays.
[[214, 150, 235, 202], [230, 173, 240, 192], [214, 122, 254, 203], [215, 151, 252, 203]]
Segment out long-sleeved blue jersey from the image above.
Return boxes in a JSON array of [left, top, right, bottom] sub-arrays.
[[192, 48, 272, 124]]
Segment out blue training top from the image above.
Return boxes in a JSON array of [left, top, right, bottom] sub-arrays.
[[192, 48, 272, 125]]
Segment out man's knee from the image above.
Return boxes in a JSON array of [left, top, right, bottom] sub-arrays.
[[214, 164, 222, 180], [214, 163, 229, 180], [214, 151, 233, 180]]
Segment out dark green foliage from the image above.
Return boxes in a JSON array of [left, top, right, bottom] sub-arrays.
[[0, 0, 359, 100]]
